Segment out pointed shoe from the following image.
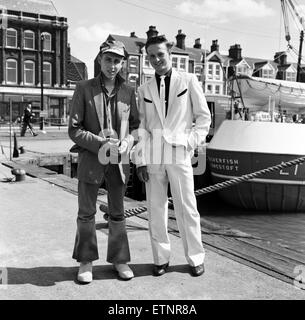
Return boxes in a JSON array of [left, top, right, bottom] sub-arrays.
[[114, 263, 134, 281]]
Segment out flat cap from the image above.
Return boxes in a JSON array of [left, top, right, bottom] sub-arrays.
[[100, 40, 128, 59]]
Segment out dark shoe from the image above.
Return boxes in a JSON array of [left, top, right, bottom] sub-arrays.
[[33, 133, 38, 137], [153, 263, 169, 277], [190, 264, 205, 277]]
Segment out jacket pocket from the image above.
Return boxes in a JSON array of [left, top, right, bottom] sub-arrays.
[[144, 97, 153, 103], [177, 89, 188, 98]]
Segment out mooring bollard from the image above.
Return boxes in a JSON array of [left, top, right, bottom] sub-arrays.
[[11, 169, 26, 182]]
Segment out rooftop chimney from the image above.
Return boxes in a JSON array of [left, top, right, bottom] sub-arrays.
[[130, 32, 137, 38], [67, 43, 71, 63], [229, 44, 242, 60], [274, 51, 287, 65], [176, 29, 186, 50], [211, 40, 219, 52], [193, 38, 201, 49], [146, 26, 159, 39]]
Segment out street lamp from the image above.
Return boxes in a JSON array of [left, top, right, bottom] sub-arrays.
[[40, 33, 45, 131]]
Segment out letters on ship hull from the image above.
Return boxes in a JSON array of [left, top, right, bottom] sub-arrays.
[[207, 120, 305, 212]]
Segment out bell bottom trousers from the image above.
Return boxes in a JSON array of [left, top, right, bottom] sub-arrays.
[[72, 165, 130, 264]]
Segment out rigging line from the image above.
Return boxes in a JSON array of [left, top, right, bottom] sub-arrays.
[[279, 5, 283, 52], [291, 0, 305, 28], [289, 45, 305, 63], [115, 0, 276, 39], [287, 2, 303, 33], [140, 0, 177, 10], [294, 0, 305, 20], [287, 47, 305, 65]]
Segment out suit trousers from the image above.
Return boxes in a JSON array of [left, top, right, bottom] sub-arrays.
[[146, 162, 205, 267], [72, 164, 131, 264]]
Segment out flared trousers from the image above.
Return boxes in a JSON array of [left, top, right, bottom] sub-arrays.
[[72, 164, 130, 264]]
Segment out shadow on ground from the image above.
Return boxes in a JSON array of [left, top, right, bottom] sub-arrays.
[[95, 222, 149, 233], [5, 264, 190, 287]]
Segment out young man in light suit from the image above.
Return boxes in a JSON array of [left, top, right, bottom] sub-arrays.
[[136, 35, 211, 277], [69, 40, 139, 283]]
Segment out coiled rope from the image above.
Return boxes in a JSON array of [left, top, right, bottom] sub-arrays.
[[100, 155, 305, 220]]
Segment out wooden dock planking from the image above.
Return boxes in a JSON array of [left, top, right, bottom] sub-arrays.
[[2, 159, 304, 287], [3, 153, 78, 177], [165, 211, 305, 285]]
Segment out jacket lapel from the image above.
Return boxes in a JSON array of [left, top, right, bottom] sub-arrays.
[[92, 76, 104, 134], [167, 69, 180, 117], [148, 77, 164, 125]]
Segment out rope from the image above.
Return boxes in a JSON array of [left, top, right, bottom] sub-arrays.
[[193, 156, 305, 196], [100, 155, 305, 220]]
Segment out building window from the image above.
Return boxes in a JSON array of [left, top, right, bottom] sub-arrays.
[[207, 85, 212, 94], [6, 28, 17, 48], [6, 59, 17, 84], [172, 57, 178, 69], [286, 71, 296, 82], [24, 61, 35, 85], [180, 58, 186, 71], [128, 56, 139, 74], [195, 65, 202, 74], [128, 74, 138, 88], [262, 67, 274, 79], [215, 64, 221, 80], [43, 62, 52, 86], [42, 32, 52, 51], [215, 85, 221, 95], [195, 66, 202, 82], [144, 55, 150, 67], [237, 65, 248, 75], [207, 64, 213, 80], [24, 30, 35, 49]]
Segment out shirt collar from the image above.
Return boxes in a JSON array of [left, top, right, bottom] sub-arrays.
[[155, 69, 172, 80], [100, 72, 125, 95]]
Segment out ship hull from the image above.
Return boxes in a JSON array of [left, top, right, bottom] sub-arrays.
[[207, 150, 305, 212], [207, 121, 305, 213]]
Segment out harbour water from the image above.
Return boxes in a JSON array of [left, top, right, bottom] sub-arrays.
[[198, 194, 305, 254]]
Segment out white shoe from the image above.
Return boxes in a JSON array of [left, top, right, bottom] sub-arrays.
[[77, 262, 93, 284], [114, 263, 134, 280]]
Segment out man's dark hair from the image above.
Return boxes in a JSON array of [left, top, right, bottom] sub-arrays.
[[145, 35, 173, 53]]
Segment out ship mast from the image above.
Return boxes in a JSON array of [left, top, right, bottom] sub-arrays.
[[281, 0, 305, 82]]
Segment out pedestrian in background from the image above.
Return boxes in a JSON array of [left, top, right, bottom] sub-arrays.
[[20, 103, 37, 137], [69, 40, 139, 284]]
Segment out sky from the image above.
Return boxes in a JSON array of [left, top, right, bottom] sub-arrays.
[[51, 0, 305, 79]]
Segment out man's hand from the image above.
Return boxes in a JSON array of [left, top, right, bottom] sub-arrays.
[[118, 140, 128, 154], [137, 166, 149, 183]]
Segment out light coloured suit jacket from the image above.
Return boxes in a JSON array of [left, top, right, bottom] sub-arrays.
[[69, 74, 139, 184], [135, 69, 211, 172]]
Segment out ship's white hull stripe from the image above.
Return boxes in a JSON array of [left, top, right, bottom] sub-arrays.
[[211, 173, 305, 185]]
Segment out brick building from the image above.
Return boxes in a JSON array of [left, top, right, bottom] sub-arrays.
[[94, 26, 189, 89], [0, 0, 87, 125]]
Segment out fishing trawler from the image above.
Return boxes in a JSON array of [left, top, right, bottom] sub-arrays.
[[205, 0, 305, 212], [207, 118, 305, 212], [206, 75, 305, 212]]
